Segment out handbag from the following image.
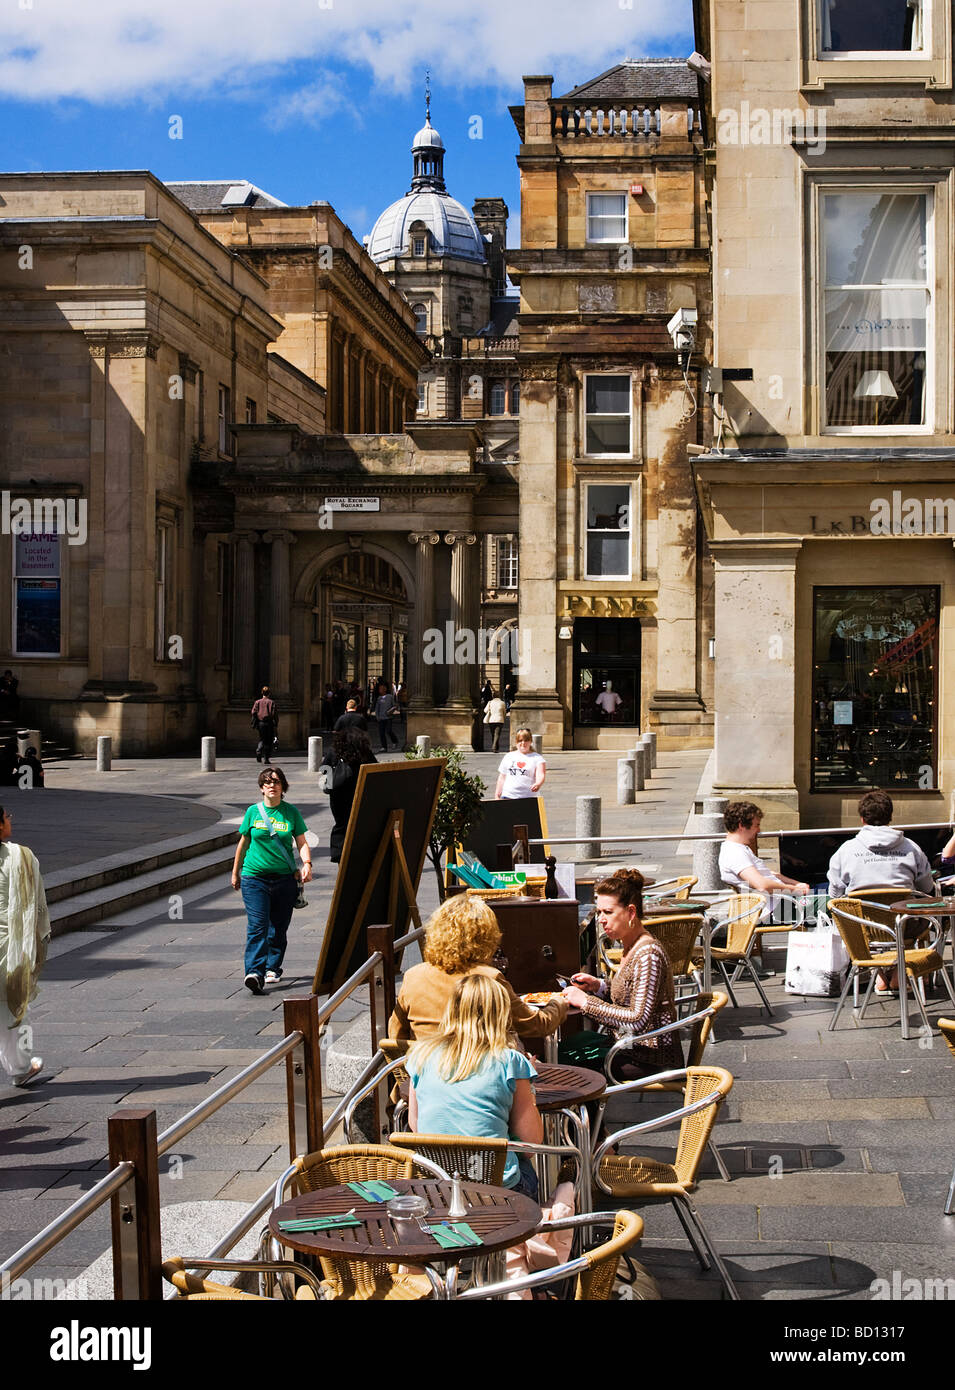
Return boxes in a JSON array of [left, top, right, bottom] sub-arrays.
[[258, 803, 308, 908], [318, 757, 353, 794]]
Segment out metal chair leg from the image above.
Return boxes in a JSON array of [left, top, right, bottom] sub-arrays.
[[857, 967, 877, 1021], [709, 1138, 732, 1183], [741, 957, 774, 1016], [676, 1193, 740, 1301], [829, 963, 857, 1031], [911, 976, 932, 1035], [671, 1194, 710, 1271], [715, 959, 739, 1009], [945, 1161, 955, 1216]]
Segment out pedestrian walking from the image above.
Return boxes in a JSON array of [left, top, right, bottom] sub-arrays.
[[0, 804, 49, 1086], [16, 747, 44, 789], [250, 686, 278, 764], [495, 726, 546, 800], [483, 692, 507, 752], [325, 727, 377, 863], [374, 687, 400, 752], [232, 767, 312, 995], [334, 698, 368, 733], [503, 681, 515, 713], [479, 679, 493, 710]]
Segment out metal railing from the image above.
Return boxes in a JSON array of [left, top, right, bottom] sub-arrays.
[[0, 922, 424, 1300]]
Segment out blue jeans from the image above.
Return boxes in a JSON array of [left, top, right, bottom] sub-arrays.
[[512, 1155, 539, 1201], [241, 874, 298, 978]]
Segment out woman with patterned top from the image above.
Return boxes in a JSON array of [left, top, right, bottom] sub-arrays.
[[558, 868, 683, 1076]]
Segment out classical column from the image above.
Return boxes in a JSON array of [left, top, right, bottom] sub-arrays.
[[445, 533, 478, 707], [265, 530, 295, 699], [408, 532, 440, 711], [231, 531, 258, 700]]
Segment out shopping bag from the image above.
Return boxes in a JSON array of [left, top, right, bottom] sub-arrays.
[[784, 920, 849, 997]]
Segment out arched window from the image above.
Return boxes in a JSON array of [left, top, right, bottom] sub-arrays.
[[510, 381, 520, 414], [413, 304, 428, 335], [489, 383, 506, 416]]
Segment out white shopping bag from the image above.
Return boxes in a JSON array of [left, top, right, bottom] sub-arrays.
[[784, 920, 850, 997]]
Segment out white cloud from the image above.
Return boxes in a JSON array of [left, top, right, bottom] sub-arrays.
[[0, 0, 691, 103]]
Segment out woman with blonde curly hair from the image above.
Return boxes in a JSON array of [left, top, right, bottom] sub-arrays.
[[388, 894, 566, 1043], [407, 974, 543, 1198]]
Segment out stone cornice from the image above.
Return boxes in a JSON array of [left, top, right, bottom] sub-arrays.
[[85, 330, 160, 359]]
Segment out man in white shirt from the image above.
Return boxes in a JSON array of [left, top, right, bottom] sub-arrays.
[[718, 801, 810, 922]]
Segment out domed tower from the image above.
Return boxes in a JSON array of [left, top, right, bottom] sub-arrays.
[[368, 98, 504, 417]]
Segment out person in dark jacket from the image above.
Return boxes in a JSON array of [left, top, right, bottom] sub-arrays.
[[251, 686, 277, 764], [328, 728, 377, 863], [374, 687, 400, 752], [333, 698, 368, 733]]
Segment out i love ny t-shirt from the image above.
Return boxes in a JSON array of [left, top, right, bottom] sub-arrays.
[[497, 751, 545, 800]]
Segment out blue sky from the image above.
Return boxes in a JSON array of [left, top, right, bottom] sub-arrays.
[[0, 1, 694, 246]]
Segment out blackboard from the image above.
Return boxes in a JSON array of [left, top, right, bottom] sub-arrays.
[[312, 758, 445, 992], [779, 825, 952, 889], [461, 796, 549, 869]]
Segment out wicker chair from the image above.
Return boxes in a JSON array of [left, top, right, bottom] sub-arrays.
[[708, 894, 774, 1014], [267, 1143, 435, 1301], [599, 991, 732, 1183], [591, 1065, 739, 1300], [162, 1256, 325, 1300], [643, 912, 706, 997], [846, 886, 934, 946], [452, 1210, 646, 1301], [827, 898, 955, 1032], [939, 1019, 955, 1215], [644, 875, 699, 903], [387, 1132, 508, 1185]]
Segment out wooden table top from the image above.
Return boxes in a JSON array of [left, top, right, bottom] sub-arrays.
[[269, 1177, 541, 1266], [532, 1062, 606, 1112], [889, 898, 955, 916]]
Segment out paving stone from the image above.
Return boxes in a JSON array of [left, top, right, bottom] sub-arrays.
[[741, 1097, 932, 1123], [828, 1120, 951, 1149], [758, 1205, 955, 1244], [864, 1148, 955, 1175], [898, 1173, 954, 1206], [831, 1075, 955, 1098], [695, 1172, 903, 1207], [828, 1241, 955, 1286], [743, 1036, 893, 1059], [735, 1080, 833, 1100]]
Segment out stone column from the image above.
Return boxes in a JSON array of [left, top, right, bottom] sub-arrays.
[[265, 530, 295, 699], [231, 531, 258, 701], [408, 532, 440, 711], [710, 539, 802, 827], [445, 533, 478, 707]]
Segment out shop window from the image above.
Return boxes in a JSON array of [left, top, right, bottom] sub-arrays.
[[14, 528, 61, 656], [584, 484, 631, 579], [584, 374, 631, 455], [818, 0, 924, 53], [811, 585, 938, 791], [821, 190, 930, 429], [586, 192, 627, 243], [574, 618, 640, 727]]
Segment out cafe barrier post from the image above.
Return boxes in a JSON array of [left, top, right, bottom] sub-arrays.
[[283, 996, 324, 1161], [693, 796, 728, 892], [576, 795, 601, 861], [308, 735, 323, 772], [646, 730, 658, 771], [96, 735, 112, 772], [107, 1108, 163, 1301], [415, 735, 431, 756], [532, 733, 543, 754], [617, 756, 636, 806], [367, 926, 394, 1144]]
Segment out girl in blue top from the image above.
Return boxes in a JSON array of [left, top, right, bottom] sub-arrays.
[[406, 974, 543, 1197]]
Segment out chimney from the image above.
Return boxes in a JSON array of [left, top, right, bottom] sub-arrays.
[[522, 75, 554, 145], [472, 197, 509, 296]]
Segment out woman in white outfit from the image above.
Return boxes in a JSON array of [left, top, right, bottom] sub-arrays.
[[0, 805, 49, 1086]]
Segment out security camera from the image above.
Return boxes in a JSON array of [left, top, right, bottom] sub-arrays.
[[667, 307, 698, 355], [687, 51, 711, 82]]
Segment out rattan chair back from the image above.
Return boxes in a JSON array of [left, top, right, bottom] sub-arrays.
[[720, 894, 764, 955], [653, 875, 699, 902], [828, 898, 881, 963], [645, 914, 705, 976], [847, 885, 921, 905], [576, 1210, 644, 1301], [673, 1066, 734, 1186], [387, 1131, 509, 1186], [685, 991, 728, 1067], [938, 1018, 955, 1059]]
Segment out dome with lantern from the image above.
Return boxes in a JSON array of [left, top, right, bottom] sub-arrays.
[[367, 113, 487, 265]]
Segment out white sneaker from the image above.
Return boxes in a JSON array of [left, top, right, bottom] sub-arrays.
[[12, 1057, 44, 1088], [265, 970, 282, 984]]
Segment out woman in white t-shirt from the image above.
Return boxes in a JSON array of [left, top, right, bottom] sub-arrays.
[[495, 727, 546, 800]]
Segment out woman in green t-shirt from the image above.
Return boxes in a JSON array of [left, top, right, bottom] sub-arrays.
[[232, 768, 312, 995]]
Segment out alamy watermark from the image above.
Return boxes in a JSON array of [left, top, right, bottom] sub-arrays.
[[716, 102, 826, 155], [423, 624, 523, 668], [870, 491, 955, 535], [870, 1271, 955, 1300], [2, 1271, 90, 1300], [1, 492, 87, 546]]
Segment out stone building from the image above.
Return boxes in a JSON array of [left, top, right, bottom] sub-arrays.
[[690, 0, 955, 827], [507, 61, 715, 749]]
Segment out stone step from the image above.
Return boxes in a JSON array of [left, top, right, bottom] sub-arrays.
[[43, 824, 239, 904]]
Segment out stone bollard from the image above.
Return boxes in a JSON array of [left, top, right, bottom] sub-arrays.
[[693, 795, 728, 892], [637, 734, 653, 776], [576, 794, 601, 861], [645, 730, 658, 771], [96, 735, 112, 772], [633, 744, 647, 792], [415, 735, 431, 757], [617, 757, 635, 806], [16, 728, 42, 758], [307, 736, 323, 772], [532, 734, 543, 755], [201, 736, 216, 772]]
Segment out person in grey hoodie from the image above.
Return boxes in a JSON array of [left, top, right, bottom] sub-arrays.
[[827, 791, 934, 992]]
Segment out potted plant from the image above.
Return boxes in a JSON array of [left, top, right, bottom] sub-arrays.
[[405, 744, 485, 899]]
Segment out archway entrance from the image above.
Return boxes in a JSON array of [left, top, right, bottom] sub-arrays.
[[312, 551, 411, 726]]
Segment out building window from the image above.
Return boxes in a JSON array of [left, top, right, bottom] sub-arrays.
[[216, 542, 232, 665], [196, 370, 205, 442], [811, 586, 938, 791], [584, 484, 631, 579], [458, 294, 472, 329], [155, 523, 175, 660], [510, 382, 520, 414], [497, 538, 518, 589], [217, 384, 231, 453], [413, 236, 426, 256], [417, 382, 427, 413], [818, 0, 925, 54], [14, 527, 61, 656], [586, 192, 628, 243], [489, 383, 507, 416], [584, 375, 631, 455], [245, 397, 257, 424], [413, 303, 428, 335], [821, 189, 930, 429]]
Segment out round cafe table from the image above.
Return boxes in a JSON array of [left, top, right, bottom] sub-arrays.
[[270, 1176, 540, 1300], [532, 1062, 605, 1202], [887, 898, 955, 1040]]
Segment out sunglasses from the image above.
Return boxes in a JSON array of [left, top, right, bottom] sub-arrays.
[[261, 775, 281, 784]]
